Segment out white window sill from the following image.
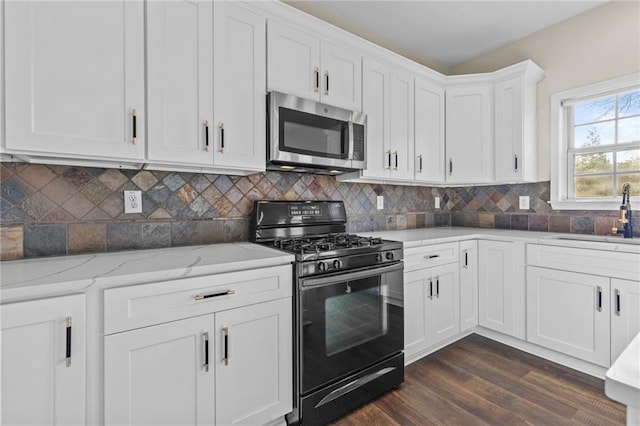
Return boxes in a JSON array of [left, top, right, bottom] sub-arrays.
[[549, 199, 631, 211]]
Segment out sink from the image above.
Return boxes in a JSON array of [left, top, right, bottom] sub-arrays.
[[550, 234, 640, 245]]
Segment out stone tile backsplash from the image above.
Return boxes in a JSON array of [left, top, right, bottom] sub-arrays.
[[1, 163, 637, 260]]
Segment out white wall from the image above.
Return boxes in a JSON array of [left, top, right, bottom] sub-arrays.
[[449, 1, 640, 181]]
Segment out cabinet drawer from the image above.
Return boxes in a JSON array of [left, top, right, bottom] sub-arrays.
[[104, 265, 292, 334], [404, 242, 459, 272], [527, 244, 640, 282]]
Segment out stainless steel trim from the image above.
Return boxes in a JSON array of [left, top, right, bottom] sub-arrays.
[[301, 262, 403, 289], [314, 367, 396, 408]]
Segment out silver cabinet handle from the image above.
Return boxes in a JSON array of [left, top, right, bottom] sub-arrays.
[[204, 120, 210, 151], [222, 327, 229, 366], [203, 332, 210, 372], [428, 280, 433, 299], [514, 153, 518, 171], [131, 109, 137, 145], [385, 151, 391, 170], [314, 67, 320, 93], [597, 286, 603, 312], [424, 254, 440, 260], [449, 158, 453, 175], [435, 277, 440, 298], [393, 151, 398, 170], [194, 289, 235, 300], [65, 316, 72, 367], [324, 71, 330, 95], [219, 123, 225, 153], [417, 154, 423, 173], [615, 289, 621, 316]]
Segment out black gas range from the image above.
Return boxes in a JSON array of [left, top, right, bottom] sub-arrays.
[[251, 201, 404, 426]]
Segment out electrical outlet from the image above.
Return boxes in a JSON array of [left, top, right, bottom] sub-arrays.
[[124, 190, 142, 214], [435, 196, 441, 209], [519, 195, 530, 210], [376, 195, 384, 210]]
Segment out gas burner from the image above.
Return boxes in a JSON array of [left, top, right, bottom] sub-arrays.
[[271, 233, 386, 255]]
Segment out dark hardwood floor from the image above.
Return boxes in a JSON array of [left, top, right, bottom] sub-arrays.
[[331, 334, 626, 425]]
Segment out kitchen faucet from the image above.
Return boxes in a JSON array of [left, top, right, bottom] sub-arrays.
[[612, 183, 633, 238]]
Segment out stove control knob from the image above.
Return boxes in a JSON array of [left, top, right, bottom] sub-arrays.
[[376, 253, 384, 262], [317, 261, 327, 272], [333, 259, 343, 270], [386, 251, 395, 261]]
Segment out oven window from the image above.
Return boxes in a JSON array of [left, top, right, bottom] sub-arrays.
[[325, 287, 386, 356], [280, 107, 347, 158]]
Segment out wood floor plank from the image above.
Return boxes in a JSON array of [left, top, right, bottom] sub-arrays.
[[330, 334, 625, 425]]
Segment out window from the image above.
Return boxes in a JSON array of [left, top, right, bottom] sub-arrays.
[[550, 73, 640, 210]]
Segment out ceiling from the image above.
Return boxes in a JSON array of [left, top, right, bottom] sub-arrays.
[[282, 0, 608, 71]]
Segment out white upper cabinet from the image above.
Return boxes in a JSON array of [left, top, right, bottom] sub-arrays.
[[3, 1, 145, 162], [359, 58, 414, 181], [213, 1, 266, 172], [146, 0, 214, 167], [414, 76, 445, 183], [389, 68, 415, 180], [494, 61, 544, 183], [267, 20, 362, 111], [360, 58, 391, 179], [445, 83, 494, 184]]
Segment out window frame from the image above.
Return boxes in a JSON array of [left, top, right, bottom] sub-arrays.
[[550, 72, 640, 210]]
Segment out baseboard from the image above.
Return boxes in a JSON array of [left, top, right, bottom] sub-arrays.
[[404, 327, 607, 380]]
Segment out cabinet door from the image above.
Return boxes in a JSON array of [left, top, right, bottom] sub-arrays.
[[389, 68, 415, 181], [427, 263, 460, 345], [494, 78, 524, 182], [1, 295, 85, 425], [320, 41, 362, 111], [478, 240, 515, 335], [361, 58, 391, 179], [403, 269, 429, 359], [147, 0, 214, 166], [104, 315, 215, 426], [414, 77, 445, 183], [4, 1, 145, 160], [459, 240, 478, 331], [213, 2, 266, 172], [267, 20, 319, 101], [215, 298, 292, 426], [526, 267, 610, 367], [445, 84, 493, 184], [611, 278, 640, 361]]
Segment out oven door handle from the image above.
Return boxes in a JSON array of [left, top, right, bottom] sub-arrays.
[[301, 262, 404, 289]]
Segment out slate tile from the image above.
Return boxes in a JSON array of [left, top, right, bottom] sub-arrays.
[[131, 171, 159, 192], [549, 215, 571, 233], [98, 169, 129, 191], [163, 173, 187, 192], [172, 221, 199, 246], [107, 223, 140, 251], [572, 216, 594, 234], [80, 180, 113, 204], [511, 215, 529, 231], [69, 223, 106, 254], [63, 193, 95, 219], [17, 164, 56, 189], [529, 215, 549, 232], [495, 214, 511, 229], [141, 223, 171, 249], [62, 167, 94, 189], [1, 226, 23, 260], [24, 225, 67, 258], [213, 175, 233, 194], [41, 177, 77, 204], [1, 176, 35, 204]]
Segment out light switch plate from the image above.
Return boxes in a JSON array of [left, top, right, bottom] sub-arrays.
[[124, 190, 142, 214], [376, 195, 384, 210], [519, 195, 530, 210]]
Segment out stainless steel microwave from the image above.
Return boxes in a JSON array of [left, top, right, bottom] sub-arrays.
[[267, 92, 366, 174]]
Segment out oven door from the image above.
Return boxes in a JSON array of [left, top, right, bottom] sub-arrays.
[[299, 262, 404, 395]]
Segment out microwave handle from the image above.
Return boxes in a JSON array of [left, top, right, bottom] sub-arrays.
[[348, 121, 355, 161]]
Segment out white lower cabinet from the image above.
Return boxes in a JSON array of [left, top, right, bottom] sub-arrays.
[[526, 266, 611, 367], [611, 278, 640, 362], [1, 294, 86, 425], [215, 298, 292, 426], [404, 262, 459, 361], [105, 298, 292, 426], [478, 240, 523, 337], [459, 240, 478, 331], [104, 315, 216, 426]]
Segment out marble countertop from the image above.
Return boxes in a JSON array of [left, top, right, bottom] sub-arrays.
[[361, 227, 640, 253], [0, 243, 294, 303], [605, 332, 640, 420]]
